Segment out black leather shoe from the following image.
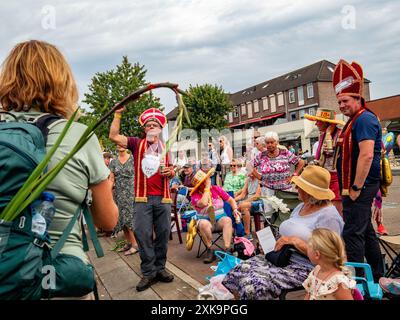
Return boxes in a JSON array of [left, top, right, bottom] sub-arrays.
[[156, 270, 174, 283], [203, 248, 216, 264], [136, 276, 158, 292]]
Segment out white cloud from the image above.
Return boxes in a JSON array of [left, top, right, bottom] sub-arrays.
[[0, 0, 399, 112]]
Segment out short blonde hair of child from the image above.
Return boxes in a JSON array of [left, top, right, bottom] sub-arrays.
[[309, 228, 347, 270]]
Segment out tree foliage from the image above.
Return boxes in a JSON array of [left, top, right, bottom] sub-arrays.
[[80, 56, 161, 151], [182, 84, 233, 133]]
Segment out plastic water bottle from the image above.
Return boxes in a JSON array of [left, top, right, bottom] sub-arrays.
[[31, 192, 56, 237], [31, 199, 47, 237], [40, 192, 56, 229]]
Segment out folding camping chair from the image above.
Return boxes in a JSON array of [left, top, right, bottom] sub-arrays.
[[344, 262, 383, 300], [170, 187, 190, 244], [252, 189, 301, 232], [196, 191, 241, 258], [379, 234, 400, 278]]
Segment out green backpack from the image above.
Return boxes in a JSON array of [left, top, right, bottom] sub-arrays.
[[0, 112, 104, 300]]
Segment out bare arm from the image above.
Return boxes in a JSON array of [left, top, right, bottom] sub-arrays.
[[227, 196, 238, 211], [234, 180, 248, 201], [274, 236, 308, 255], [89, 179, 118, 231], [196, 178, 212, 208], [248, 185, 261, 202], [109, 109, 128, 148], [294, 159, 305, 175], [109, 171, 115, 187], [353, 140, 375, 187], [333, 284, 354, 300], [304, 292, 310, 300], [227, 146, 233, 162]]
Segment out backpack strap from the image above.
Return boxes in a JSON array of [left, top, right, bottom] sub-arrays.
[[81, 204, 104, 258], [50, 203, 104, 259], [50, 205, 82, 259], [32, 114, 62, 144]]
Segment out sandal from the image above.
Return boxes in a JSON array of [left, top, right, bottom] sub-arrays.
[[117, 243, 132, 252], [124, 246, 139, 256]]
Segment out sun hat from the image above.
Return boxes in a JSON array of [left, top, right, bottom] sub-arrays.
[[379, 277, 400, 296], [190, 167, 216, 196], [291, 165, 335, 200], [304, 108, 345, 125]]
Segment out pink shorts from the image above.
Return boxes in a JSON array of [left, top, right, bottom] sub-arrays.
[[330, 171, 341, 201]]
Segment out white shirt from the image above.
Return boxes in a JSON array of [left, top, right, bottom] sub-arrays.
[[279, 204, 344, 242]]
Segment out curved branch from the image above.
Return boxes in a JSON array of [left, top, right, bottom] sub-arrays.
[[93, 82, 186, 131]]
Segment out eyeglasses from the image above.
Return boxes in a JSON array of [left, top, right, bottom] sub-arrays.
[[145, 123, 160, 129], [230, 165, 237, 167]]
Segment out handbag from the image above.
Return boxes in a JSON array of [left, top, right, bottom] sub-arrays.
[[212, 251, 242, 277], [265, 245, 293, 267]]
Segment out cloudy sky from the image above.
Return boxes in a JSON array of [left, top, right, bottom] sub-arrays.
[[1, 0, 399, 113]]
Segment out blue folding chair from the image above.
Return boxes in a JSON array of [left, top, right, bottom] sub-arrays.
[[345, 262, 383, 300]]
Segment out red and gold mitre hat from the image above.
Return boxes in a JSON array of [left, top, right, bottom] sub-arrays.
[[333, 59, 365, 103], [139, 108, 167, 128]]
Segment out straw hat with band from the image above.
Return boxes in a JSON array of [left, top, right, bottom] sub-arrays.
[[190, 167, 216, 196], [304, 108, 345, 126], [291, 165, 335, 200]]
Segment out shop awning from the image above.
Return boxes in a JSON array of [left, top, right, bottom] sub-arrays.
[[279, 134, 301, 142], [229, 112, 285, 128]]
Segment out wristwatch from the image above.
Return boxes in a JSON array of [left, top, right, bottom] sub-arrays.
[[351, 184, 363, 191]]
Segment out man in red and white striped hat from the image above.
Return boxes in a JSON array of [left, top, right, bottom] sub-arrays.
[[109, 107, 175, 292]]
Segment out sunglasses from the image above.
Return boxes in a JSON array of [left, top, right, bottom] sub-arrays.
[[145, 123, 160, 129], [230, 165, 237, 167]]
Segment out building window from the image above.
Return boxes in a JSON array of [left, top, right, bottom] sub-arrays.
[[228, 112, 233, 123], [307, 83, 314, 99], [253, 100, 259, 113], [290, 112, 297, 121], [233, 106, 239, 118], [308, 107, 316, 116], [289, 89, 295, 103], [269, 94, 276, 113], [277, 92, 284, 106], [297, 86, 304, 106], [262, 97, 268, 110], [247, 102, 253, 118], [299, 109, 306, 119], [241, 103, 246, 115]]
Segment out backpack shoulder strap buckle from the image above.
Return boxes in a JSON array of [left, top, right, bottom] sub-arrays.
[[33, 237, 46, 248]]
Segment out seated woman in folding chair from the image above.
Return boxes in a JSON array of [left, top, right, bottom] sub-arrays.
[[222, 165, 344, 300], [234, 169, 262, 237], [190, 167, 240, 264]]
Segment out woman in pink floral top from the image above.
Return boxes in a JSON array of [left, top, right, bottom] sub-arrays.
[[252, 131, 305, 191]]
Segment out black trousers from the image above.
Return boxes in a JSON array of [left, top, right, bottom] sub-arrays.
[[342, 182, 384, 280], [133, 196, 171, 278]]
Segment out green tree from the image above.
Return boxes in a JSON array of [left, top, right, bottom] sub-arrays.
[[81, 56, 161, 151], [182, 84, 233, 133]]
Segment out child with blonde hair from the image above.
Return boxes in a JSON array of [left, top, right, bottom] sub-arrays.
[[303, 228, 356, 300]]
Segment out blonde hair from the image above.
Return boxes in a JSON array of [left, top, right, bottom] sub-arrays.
[[309, 228, 347, 270], [0, 40, 78, 119]]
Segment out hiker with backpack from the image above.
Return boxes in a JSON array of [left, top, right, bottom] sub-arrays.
[[0, 40, 118, 299]]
